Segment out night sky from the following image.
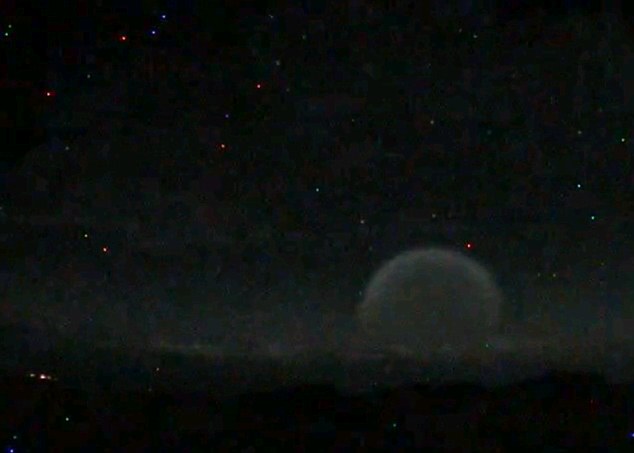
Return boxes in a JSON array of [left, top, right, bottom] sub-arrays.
[[1, 1, 634, 367]]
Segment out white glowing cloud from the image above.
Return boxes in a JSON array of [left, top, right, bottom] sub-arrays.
[[357, 247, 503, 357]]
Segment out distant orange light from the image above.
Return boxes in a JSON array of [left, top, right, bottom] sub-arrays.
[[119, 35, 127, 42], [45, 90, 55, 98], [102, 246, 109, 253], [219, 143, 226, 150]]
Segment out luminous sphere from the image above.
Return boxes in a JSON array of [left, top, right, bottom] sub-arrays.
[[357, 248, 503, 356]]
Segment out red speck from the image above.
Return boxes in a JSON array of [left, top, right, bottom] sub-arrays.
[[465, 242, 473, 250], [45, 90, 56, 98], [256, 83, 262, 89], [219, 143, 226, 150], [119, 35, 127, 42], [102, 246, 109, 253]]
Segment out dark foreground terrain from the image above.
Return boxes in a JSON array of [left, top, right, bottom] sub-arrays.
[[2, 342, 634, 451]]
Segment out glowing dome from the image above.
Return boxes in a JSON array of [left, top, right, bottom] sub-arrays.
[[357, 247, 503, 357]]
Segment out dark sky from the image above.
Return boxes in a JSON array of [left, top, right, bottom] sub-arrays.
[[1, 1, 633, 362]]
